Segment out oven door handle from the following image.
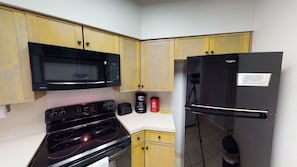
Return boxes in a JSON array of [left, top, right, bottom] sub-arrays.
[[109, 146, 129, 161]]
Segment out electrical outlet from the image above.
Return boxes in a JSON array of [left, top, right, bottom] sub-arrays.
[[0, 105, 8, 119]]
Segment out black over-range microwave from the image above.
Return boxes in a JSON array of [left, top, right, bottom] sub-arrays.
[[28, 42, 120, 91]]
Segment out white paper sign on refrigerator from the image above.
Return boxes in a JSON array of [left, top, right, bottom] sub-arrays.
[[237, 73, 272, 87]]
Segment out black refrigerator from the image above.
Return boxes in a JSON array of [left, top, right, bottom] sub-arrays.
[[184, 52, 282, 167]]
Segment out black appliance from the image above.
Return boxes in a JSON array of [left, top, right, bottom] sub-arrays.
[[28, 100, 131, 167], [117, 103, 132, 116], [28, 42, 121, 91], [186, 52, 282, 119], [135, 92, 146, 113]]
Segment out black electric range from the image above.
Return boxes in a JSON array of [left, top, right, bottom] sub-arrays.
[[28, 100, 130, 167]]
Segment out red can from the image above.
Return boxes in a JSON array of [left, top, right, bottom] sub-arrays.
[[150, 97, 159, 112]]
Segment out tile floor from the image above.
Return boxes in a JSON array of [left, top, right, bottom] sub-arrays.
[[184, 115, 233, 167]]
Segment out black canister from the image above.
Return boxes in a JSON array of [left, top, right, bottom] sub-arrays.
[[135, 92, 146, 113]]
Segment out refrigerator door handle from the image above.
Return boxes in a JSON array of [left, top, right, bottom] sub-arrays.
[[191, 104, 268, 114]]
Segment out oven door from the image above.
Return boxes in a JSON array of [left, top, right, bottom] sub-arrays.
[[87, 144, 131, 167], [67, 139, 131, 167]]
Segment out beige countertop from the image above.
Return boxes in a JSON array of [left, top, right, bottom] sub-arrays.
[[0, 132, 45, 167], [116, 110, 176, 134]]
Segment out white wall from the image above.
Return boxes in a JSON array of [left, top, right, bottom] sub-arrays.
[[46, 88, 114, 108], [0, 96, 48, 142], [252, 0, 297, 166], [0, 0, 141, 38], [140, 0, 256, 39], [172, 62, 187, 154]]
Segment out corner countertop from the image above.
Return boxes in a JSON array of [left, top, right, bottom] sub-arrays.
[[0, 132, 45, 167], [116, 110, 176, 134]]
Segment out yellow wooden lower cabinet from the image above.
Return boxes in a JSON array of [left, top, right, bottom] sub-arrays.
[[131, 130, 175, 167]]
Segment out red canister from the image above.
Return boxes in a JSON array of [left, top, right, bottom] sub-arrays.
[[150, 97, 159, 112]]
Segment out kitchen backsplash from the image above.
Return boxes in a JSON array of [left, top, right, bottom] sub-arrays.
[[0, 88, 114, 142], [0, 96, 47, 142], [0, 87, 173, 142], [113, 90, 173, 111], [47, 87, 114, 108]]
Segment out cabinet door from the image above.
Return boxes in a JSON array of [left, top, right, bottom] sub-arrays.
[[141, 39, 174, 92], [131, 131, 145, 167], [26, 13, 83, 49], [209, 32, 251, 55], [0, 7, 42, 105], [145, 142, 175, 167], [174, 36, 209, 60], [144, 130, 175, 167], [83, 27, 119, 54], [117, 37, 141, 92]]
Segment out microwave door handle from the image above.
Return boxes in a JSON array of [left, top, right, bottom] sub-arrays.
[[47, 81, 105, 85], [104, 60, 109, 83], [86, 81, 105, 84]]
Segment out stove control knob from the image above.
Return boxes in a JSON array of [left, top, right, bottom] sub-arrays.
[[103, 103, 108, 109], [108, 103, 115, 110], [77, 107, 82, 114], [59, 108, 66, 116], [49, 111, 58, 118]]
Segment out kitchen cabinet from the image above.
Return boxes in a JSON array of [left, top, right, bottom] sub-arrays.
[[174, 32, 251, 60], [116, 37, 141, 92], [83, 27, 119, 54], [26, 13, 83, 49], [26, 13, 119, 54], [117, 38, 173, 92], [131, 130, 175, 167], [131, 131, 145, 167], [140, 39, 174, 92], [0, 6, 43, 105], [174, 35, 210, 59]]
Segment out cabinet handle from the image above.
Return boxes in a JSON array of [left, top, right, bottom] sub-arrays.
[[142, 147, 145, 150], [138, 84, 141, 88], [86, 42, 90, 46], [211, 50, 214, 54], [141, 85, 144, 88], [137, 137, 140, 141], [77, 40, 82, 45], [145, 146, 148, 150], [158, 136, 161, 140], [205, 51, 209, 55]]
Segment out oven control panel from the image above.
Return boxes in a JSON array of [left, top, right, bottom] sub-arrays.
[[45, 100, 116, 123]]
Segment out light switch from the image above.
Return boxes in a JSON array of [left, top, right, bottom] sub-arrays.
[[0, 105, 8, 119]]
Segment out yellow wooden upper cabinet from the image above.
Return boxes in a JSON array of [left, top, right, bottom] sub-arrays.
[[209, 32, 251, 55], [174, 32, 251, 60], [26, 13, 83, 49], [116, 36, 141, 92], [140, 39, 174, 92], [26, 13, 119, 54], [83, 27, 119, 54], [131, 130, 175, 167], [174, 36, 210, 60], [0, 6, 43, 105]]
